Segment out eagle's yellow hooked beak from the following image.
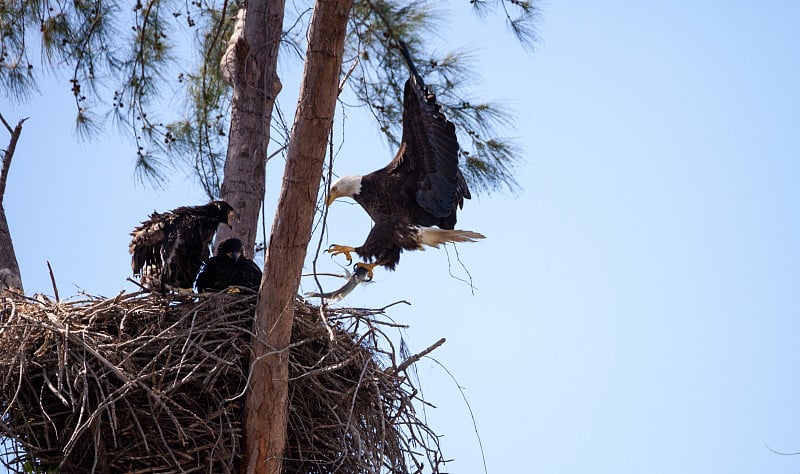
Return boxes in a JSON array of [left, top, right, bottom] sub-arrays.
[[326, 191, 340, 207]]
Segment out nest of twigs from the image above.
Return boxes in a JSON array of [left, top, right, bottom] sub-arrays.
[[0, 290, 446, 473]]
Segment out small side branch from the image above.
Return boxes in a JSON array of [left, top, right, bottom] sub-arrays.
[[0, 114, 28, 205], [389, 337, 445, 375], [46, 261, 60, 303]]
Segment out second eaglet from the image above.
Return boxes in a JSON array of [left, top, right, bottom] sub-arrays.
[[196, 238, 262, 293]]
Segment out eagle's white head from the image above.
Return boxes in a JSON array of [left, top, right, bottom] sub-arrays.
[[326, 175, 362, 206]]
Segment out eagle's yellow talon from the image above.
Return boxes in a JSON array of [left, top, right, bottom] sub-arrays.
[[326, 244, 355, 263], [225, 287, 241, 294], [355, 262, 378, 281]]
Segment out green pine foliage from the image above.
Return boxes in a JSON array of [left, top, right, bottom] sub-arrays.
[[161, 2, 239, 197], [1, 0, 538, 196], [349, 0, 536, 193]]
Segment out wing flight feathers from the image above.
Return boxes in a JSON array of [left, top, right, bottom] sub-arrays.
[[129, 212, 171, 274], [398, 77, 465, 217]]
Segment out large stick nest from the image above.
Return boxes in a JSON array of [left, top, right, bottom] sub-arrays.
[[0, 291, 445, 473]]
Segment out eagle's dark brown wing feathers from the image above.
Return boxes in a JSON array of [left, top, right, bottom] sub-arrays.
[[129, 211, 172, 275], [397, 76, 464, 218], [129, 201, 235, 289]]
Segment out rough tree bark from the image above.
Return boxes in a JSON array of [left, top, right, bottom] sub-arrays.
[[217, 0, 286, 257], [242, 0, 353, 472], [0, 115, 26, 292]]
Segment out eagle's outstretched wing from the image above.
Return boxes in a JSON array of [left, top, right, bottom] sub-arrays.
[[388, 76, 469, 220], [129, 211, 173, 276]]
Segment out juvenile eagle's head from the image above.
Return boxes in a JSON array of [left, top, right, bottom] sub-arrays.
[[326, 175, 362, 206], [210, 200, 238, 228], [216, 237, 243, 262]]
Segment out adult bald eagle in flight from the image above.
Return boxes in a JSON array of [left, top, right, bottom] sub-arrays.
[[196, 238, 262, 293], [326, 60, 484, 278], [129, 201, 237, 290]]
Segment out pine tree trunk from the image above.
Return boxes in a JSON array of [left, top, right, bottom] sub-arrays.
[[242, 0, 352, 472], [217, 0, 286, 257], [0, 209, 22, 291], [0, 117, 25, 292]]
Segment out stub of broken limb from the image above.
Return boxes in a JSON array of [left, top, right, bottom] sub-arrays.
[[306, 265, 371, 301]]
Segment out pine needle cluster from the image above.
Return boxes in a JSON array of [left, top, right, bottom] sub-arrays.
[[1, 0, 538, 196]]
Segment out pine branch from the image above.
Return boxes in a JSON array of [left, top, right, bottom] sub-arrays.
[[2, 0, 537, 195], [348, 0, 535, 194]]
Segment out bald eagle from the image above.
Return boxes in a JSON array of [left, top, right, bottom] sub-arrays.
[[129, 201, 237, 290], [326, 72, 484, 277], [196, 238, 262, 293]]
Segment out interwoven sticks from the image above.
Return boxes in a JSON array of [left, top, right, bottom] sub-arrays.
[[0, 291, 445, 473]]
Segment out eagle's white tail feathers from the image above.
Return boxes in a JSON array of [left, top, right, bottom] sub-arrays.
[[416, 227, 485, 249]]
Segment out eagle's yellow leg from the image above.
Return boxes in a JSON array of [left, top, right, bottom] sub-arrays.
[[225, 287, 241, 294], [326, 244, 355, 263], [355, 261, 378, 281]]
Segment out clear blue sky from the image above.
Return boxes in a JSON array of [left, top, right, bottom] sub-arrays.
[[3, 1, 800, 472]]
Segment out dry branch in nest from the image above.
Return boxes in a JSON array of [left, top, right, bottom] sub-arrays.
[[0, 290, 446, 473]]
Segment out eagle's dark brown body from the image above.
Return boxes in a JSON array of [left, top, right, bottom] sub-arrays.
[[196, 238, 262, 293], [129, 201, 236, 289]]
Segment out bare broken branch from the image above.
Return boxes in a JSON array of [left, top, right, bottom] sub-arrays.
[[0, 115, 27, 205]]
